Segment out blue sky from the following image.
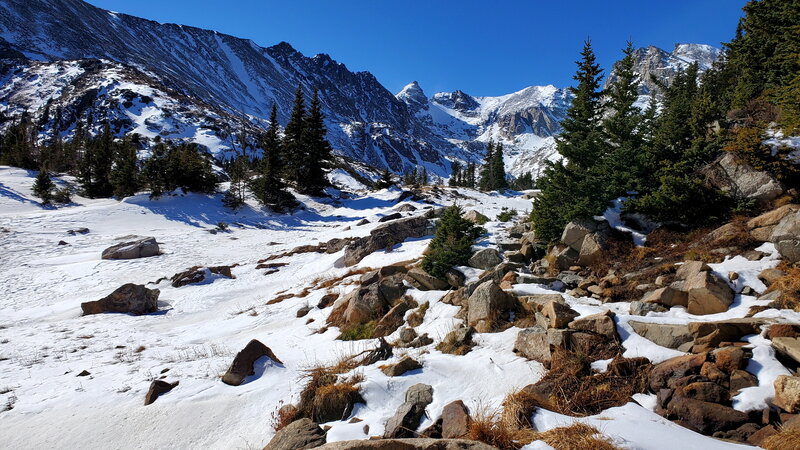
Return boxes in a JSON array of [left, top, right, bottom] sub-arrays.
[[86, 0, 746, 97]]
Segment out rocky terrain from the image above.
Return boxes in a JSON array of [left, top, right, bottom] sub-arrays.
[[1, 145, 799, 449]]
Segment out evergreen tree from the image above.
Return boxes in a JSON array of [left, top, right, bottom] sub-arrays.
[[0, 114, 37, 170], [110, 137, 139, 198], [530, 40, 608, 242], [32, 169, 55, 204], [301, 90, 334, 195], [141, 141, 170, 198], [373, 168, 394, 190], [283, 86, 306, 186], [81, 121, 114, 198], [603, 41, 645, 195], [478, 141, 495, 191], [418, 167, 428, 186], [421, 205, 484, 278], [491, 142, 508, 190], [449, 161, 461, 187], [222, 151, 248, 210], [250, 104, 296, 211]]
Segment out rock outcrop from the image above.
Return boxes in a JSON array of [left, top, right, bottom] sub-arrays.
[[101, 237, 159, 260], [343, 216, 432, 266], [221, 339, 282, 386], [81, 283, 160, 315]]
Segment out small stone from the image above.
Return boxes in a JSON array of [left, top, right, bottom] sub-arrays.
[[144, 380, 178, 405]]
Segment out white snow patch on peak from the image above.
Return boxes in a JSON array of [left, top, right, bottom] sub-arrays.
[[672, 43, 723, 70]]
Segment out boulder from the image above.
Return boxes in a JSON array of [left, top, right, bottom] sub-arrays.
[[383, 384, 434, 438], [316, 439, 496, 450], [406, 267, 449, 291], [81, 283, 160, 315], [629, 301, 667, 316], [504, 251, 527, 264], [378, 212, 403, 223], [629, 321, 693, 350], [325, 237, 354, 254], [730, 369, 758, 393], [666, 396, 749, 434], [547, 245, 578, 272], [467, 248, 503, 270], [758, 268, 787, 287], [712, 346, 746, 374], [514, 326, 551, 364], [541, 300, 579, 328], [463, 210, 489, 224], [773, 376, 800, 413], [685, 271, 734, 315], [343, 216, 431, 266], [381, 356, 422, 377], [444, 269, 466, 288], [518, 294, 566, 313], [679, 381, 730, 404], [747, 204, 800, 241], [342, 285, 389, 326], [264, 418, 327, 450], [466, 280, 514, 331], [171, 265, 235, 287], [568, 310, 618, 341], [650, 353, 707, 391], [642, 286, 689, 307], [441, 400, 471, 439], [767, 324, 800, 339], [101, 237, 159, 260], [675, 261, 711, 281], [561, 219, 597, 252], [144, 380, 178, 405], [772, 337, 800, 365], [770, 210, 800, 263], [221, 339, 282, 386], [700, 362, 728, 384], [688, 319, 765, 351], [701, 152, 784, 205], [378, 274, 409, 302], [576, 233, 604, 266]]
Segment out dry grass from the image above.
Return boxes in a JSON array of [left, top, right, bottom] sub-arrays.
[[766, 263, 800, 311], [407, 301, 429, 327], [762, 425, 800, 450], [529, 423, 620, 450], [466, 407, 537, 449]]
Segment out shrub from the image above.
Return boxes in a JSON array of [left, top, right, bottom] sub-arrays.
[[338, 321, 376, 341], [626, 175, 730, 227], [32, 170, 55, 203], [497, 208, 517, 222], [52, 188, 71, 204], [421, 205, 484, 278], [723, 125, 800, 186]]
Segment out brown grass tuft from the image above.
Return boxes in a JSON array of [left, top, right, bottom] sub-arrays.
[[762, 424, 800, 450], [530, 423, 620, 450], [766, 264, 800, 311]]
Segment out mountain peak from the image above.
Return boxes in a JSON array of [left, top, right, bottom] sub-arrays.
[[396, 81, 429, 114]]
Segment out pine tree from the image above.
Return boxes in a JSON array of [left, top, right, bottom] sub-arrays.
[[373, 168, 394, 190], [222, 151, 248, 210], [418, 167, 428, 186], [530, 40, 609, 242], [32, 169, 55, 204], [491, 142, 508, 190], [449, 161, 461, 187], [0, 114, 37, 170], [478, 141, 495, 191], [110, 138, 139, 198], [603, 41, 646, 195], [421, 205, 484, 278], [284, 86, 306, 186], [250, 104, 296, 211], [81, 121, 114, 198], [142, 141, 169, 198], [301, 89, 334, 195]]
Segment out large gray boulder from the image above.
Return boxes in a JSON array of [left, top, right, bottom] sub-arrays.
[[701, 152, 784, 205], [466, 280, 514, 331], [561, 219, 597, 252], [343, 216, 431, 266], [101, 237, 159, 260], [467, 248, 503, 270], [383, 384, 434, 438], [770, 210, 800, 263], [514, 326, 551, 364], [81, 283, 160, 315], [264, 418, 327, 450], [629, 321, 693, 350]]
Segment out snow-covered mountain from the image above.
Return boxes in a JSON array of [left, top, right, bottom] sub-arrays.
[[0, 0, 722, 179]]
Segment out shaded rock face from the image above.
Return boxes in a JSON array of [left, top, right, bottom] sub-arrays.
[[666, 396, 749, 434], [771, 210, 800, 263], [101, 237, 159, 260], [264, 418, 327, 450], [440, 400, 470, 439], [383, 384, 434, 438], [221, 339, 282, 386], [701, 152, 784, 205], [144, 380, 178, 405], [467, 248, 502, 270], [343, 216, 431, 266], [81, 283, 160, 315]]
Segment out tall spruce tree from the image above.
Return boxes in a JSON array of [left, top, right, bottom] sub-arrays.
[[283, 86, 306, 186], [81, 121, 114, 198], [110, 137, 140, 198], [32, 169, 55, 204], [603, 41, 646, 195], [530, 40, 608, 242], [478, 141, 495, 191], [250, 104, 295, 211], [491, 142, 508, 190], [301, 90, 333, 195]]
